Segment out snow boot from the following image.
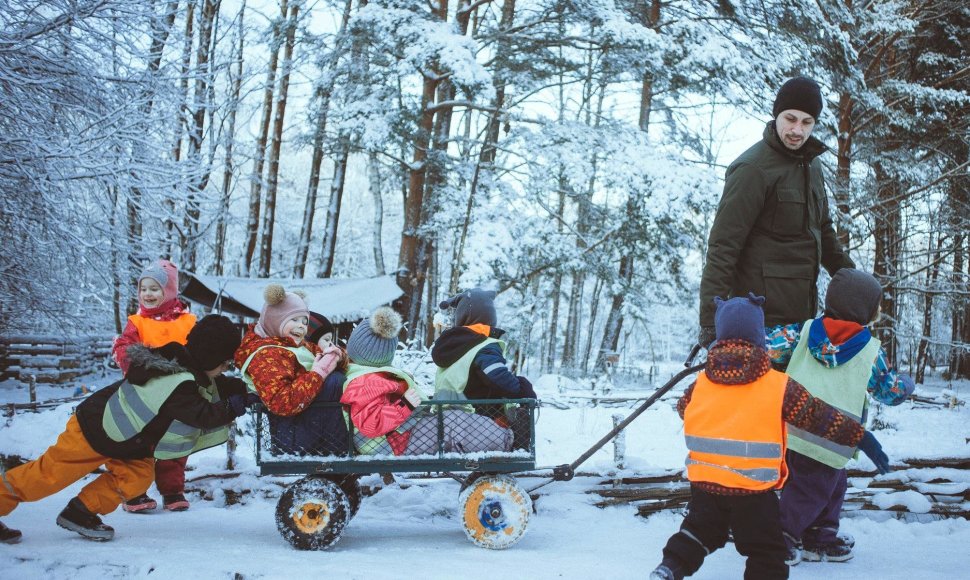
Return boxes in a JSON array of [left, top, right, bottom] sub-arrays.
[[163, 493, 190, 512], [56, 497, 114, 541], [122, 494, 157, 513], [649, 560, 684, 580], [783, 533, 803, 566], [0, 521, 22, 544], [803, 537, 853, 562]]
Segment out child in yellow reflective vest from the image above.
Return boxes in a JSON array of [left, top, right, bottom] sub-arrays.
[[0, 315, 252, 543]]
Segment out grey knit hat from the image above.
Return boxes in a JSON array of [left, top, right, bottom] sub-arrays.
[[439, 288, 497, 327], [346, 307, 402, 367], [825, 269, 882, 325]]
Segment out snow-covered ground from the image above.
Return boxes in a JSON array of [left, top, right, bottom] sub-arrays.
[[1, 368, 968, 579]]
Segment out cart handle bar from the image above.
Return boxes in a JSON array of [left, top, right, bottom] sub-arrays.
[[549, 362, 706, 483]]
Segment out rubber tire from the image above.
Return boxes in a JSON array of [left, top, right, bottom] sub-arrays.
[[276, 476, 350, 550], [459, 474, 532, 549], [332, 475, 362, 519]]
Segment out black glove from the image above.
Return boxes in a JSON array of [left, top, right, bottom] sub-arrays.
[[858, 431, 891, 475], [227, 393, 261, 418], [516, 376, 537, 399], [698, 326, 716, 349]]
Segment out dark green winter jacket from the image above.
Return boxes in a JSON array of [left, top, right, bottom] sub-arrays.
[[699, 122, 854, 329]]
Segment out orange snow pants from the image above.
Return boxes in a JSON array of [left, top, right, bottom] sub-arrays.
[[0, 415, 154, 516]]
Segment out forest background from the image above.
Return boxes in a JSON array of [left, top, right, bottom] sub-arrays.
[[1, 0, 967, 383]]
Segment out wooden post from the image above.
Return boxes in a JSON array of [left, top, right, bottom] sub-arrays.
[[612, 413, 625, 470], [29, 374, 37, 403]]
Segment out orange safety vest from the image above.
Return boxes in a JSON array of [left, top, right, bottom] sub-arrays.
[[683, 369, 789, 491], [129, 313, 197, 347]]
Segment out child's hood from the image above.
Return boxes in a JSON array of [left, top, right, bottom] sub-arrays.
[[806, 317, 872, 368], [125, 343, 198, 385], [431, 326, 505, 367]]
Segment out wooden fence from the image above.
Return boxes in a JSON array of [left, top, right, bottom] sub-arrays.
[[0, 334, 114, 384]]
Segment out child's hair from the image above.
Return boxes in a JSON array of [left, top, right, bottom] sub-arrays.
[[256, 284, 309, 338], [824, 269, 882, 325]]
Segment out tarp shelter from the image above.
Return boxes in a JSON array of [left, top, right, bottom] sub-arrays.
[[178, 272, 404, 337]]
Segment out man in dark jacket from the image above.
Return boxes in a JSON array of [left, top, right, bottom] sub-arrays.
[[698, 76, 855, 351], [0, 315, 254, 542]]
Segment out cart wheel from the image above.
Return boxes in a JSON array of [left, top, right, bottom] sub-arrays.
[[459, 471, 487, 494], [333, 475, 362, 519], [276, 476, 350, 550], [459, 474, 532, 549]]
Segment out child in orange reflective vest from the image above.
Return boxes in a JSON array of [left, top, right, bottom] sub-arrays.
[[767, 269, 915, 564], [111, 260, 197, 513], [649, 293, 889, 580]]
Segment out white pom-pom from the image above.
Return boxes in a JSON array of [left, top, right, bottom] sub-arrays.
[[264, 284, 286, 306], [370, 307, 402, 339]]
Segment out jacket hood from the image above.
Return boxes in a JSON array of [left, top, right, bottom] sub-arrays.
[[431, 326, 505, 367], [805, 317, 871, 368], [764, 121, 827, 162], [704, 339, 772, 385], [125, 342, 199, 385]]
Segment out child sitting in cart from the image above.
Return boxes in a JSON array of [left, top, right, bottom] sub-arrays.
[[235, 284, 349, 456], [340, 306, 513, 455], [432, 288, 535, 448]]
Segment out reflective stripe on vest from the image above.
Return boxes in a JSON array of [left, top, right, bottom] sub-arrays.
[[102, 371, 229, 460], [129, 313, 196, 347], [785, 319, 880, 468], [434, 337, 505, 398], [239, 343, 317, 394], [684, 369, 789, 491], [343, 364, 424, 455]]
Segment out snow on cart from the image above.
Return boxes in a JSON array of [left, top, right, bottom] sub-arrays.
[[253, 398, 537, 550]]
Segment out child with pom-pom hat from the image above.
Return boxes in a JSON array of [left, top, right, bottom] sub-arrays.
[[234, 284, 350, 455]]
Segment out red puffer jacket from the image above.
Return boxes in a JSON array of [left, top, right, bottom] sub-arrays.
[[340, 371, 414, 454]]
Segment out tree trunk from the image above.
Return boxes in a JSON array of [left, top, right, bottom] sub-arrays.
[[915, 233, 943, 383], [369, 151, 386, 275], [243, 0, 286, 275], [318, 150, 348, 278], [166, 0, 195, 259], [872, 164, 900, 365], [834, 92, 854, 249], [292, 0, 353, 278], [214, 0, 246, 276], [257, 1, 300, 277]]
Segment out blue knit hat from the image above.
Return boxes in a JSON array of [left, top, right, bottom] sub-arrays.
[[346, 307, 401, 367], [713, 293, 766, 348]]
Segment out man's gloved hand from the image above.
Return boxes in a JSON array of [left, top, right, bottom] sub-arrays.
[[517, 376, 537, 399], [858, 431, 891, 474], [698, 326, 716, 350], [227, 393, 261, 418], [898, 374, 916, 399]]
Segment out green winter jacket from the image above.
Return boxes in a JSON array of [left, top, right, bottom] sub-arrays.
[[699, 122, 854, 329]]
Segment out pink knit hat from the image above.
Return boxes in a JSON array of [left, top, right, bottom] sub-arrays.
[[256, 284, 309, 338], [139, 259, 180, 305]]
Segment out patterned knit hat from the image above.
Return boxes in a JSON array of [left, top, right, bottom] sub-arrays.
[[438, 288, 498, 327], [139, 259, 180, 305], [256, 284, 309, 338], [714, 293, 766, 348], [825, 268, 882, 325], [772, 76, 823, 119], [307, 311, 335, 344], [186, 314, 241, 371], [346, 307, 401, 367]]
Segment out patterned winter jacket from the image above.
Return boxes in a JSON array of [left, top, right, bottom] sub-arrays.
[[234, 324, 325, 416], [678, 339, 865, 495], [766, 317, 916, 406]]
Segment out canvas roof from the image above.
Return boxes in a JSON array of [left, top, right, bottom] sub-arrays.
[[179, 272, 404, 323]]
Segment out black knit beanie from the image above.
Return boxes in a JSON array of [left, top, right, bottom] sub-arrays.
[[307, 311, 335, 344], [773, 76, 823, 119], [825, 269, 883, 325], [185, 314, 241, 371]]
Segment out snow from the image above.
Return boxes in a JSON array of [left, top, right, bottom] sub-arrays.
[[1, 371, 968, 578]]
